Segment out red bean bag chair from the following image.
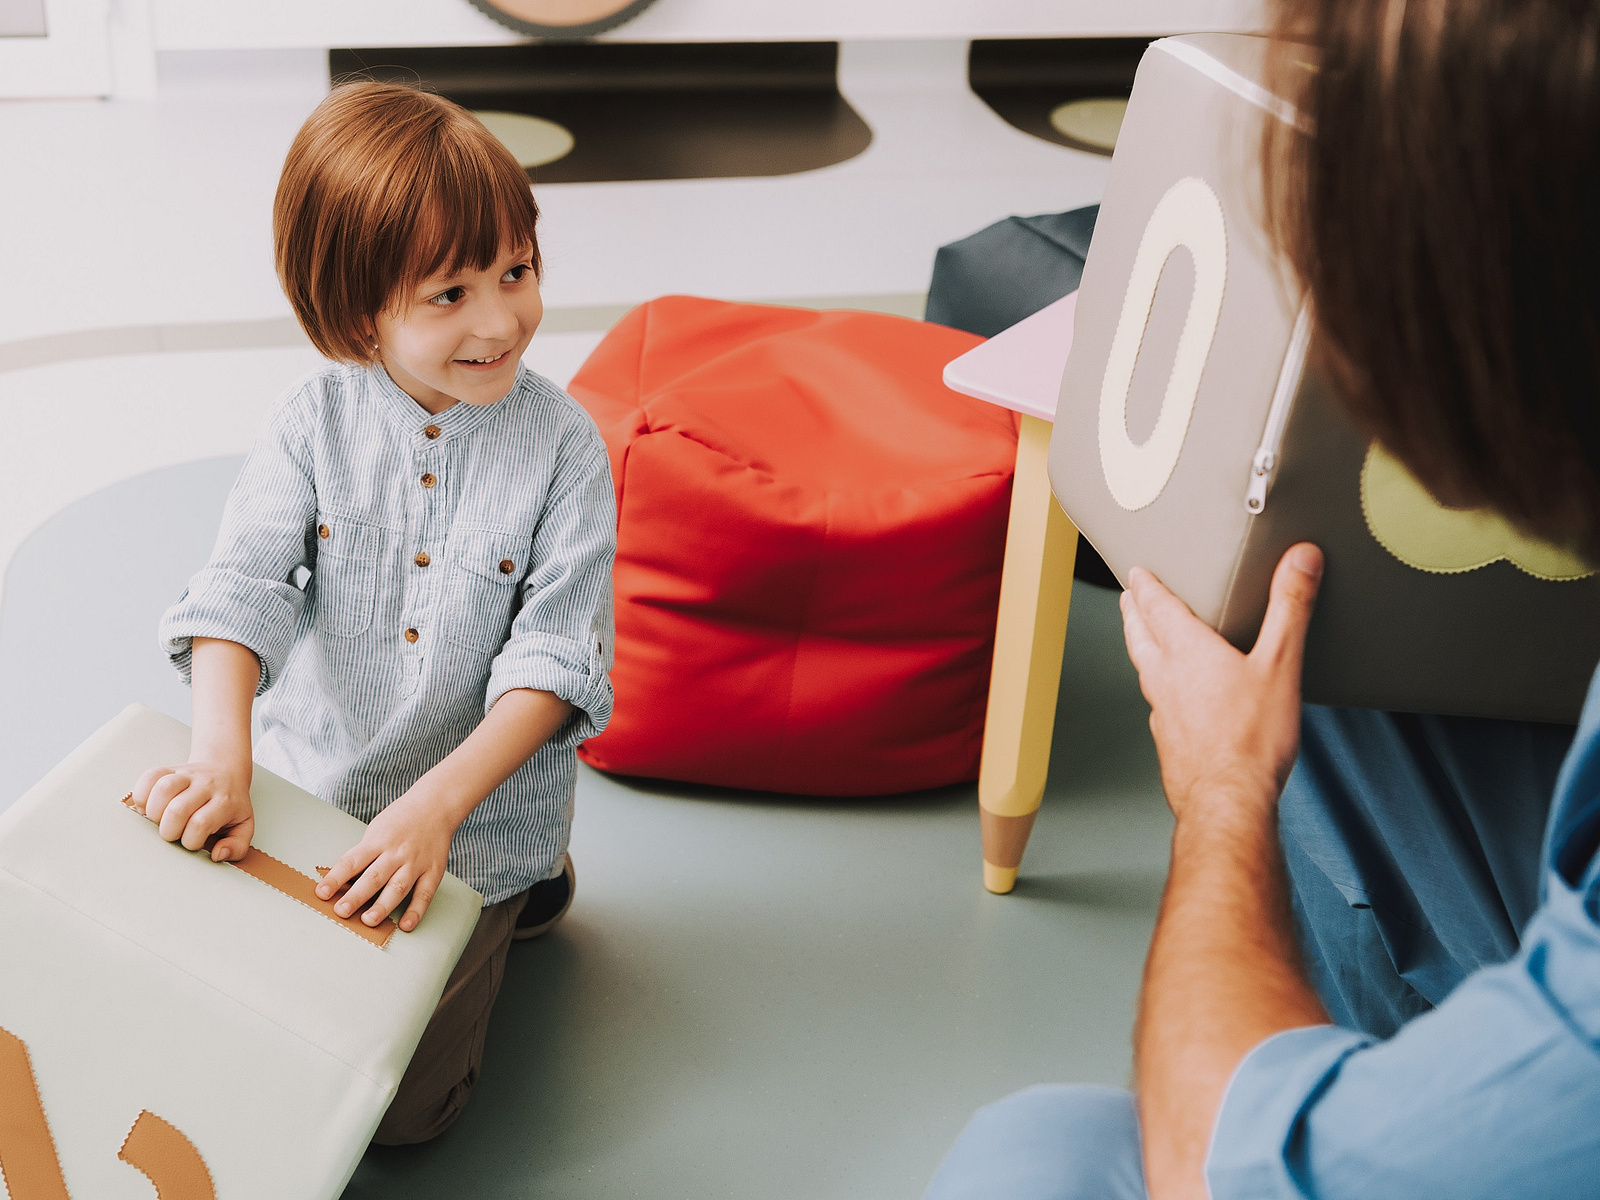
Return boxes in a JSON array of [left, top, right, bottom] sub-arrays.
[[569, 296, 1017, 795]]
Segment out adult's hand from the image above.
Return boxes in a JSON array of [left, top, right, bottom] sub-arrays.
[[1122, 543, 1331, 1200], [1120, 542, 1324, 823]]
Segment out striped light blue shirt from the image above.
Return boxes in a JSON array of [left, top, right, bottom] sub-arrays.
[[159, 362, 616, 904]]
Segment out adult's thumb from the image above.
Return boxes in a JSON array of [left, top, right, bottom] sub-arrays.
[[1253, 543, 1324, 667]]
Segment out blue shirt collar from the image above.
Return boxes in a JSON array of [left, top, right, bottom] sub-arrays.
[[366, 362, 517, 444]]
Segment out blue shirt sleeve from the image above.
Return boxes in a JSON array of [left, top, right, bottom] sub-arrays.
[[484, 425, 616, 740], [1207, 885, 1600, 1199], [158, 395, 317, 693]]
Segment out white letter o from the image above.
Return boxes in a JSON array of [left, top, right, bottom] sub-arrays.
[[1098, 176, 1227, 511]]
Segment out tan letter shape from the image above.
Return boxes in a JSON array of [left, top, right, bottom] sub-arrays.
[[0, 1025, 70, 1200], [118, 1111, 216, 1200], [1, 1024, 216, 1200]]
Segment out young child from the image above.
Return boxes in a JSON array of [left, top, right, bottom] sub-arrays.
[[132, 81, 615, 1144]]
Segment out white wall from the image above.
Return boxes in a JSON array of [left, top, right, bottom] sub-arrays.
[[0, 0, 112, 97], [150, 0, 1264, 51], [0, 0, 1264, 97]]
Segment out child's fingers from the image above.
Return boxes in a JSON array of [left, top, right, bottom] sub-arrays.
[[333, 857, 392, 919], [142, 769, 189, 826], [180, 796, 234, 853], [399, 875, 439, 933], [130, 766, 174, 814], [155, 782, 208, 845], [207, 814, 255, 863], [363, 865, 418, 927], [317, 843, 378, 902]]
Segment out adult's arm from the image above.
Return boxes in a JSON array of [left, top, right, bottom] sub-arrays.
[[1206, 900, 1600, 1199], [1120, 545, 1332, 1200]]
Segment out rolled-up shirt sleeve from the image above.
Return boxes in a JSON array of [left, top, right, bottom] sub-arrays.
[[158, 396, 317, 694], [485, 430, 616, 742], [1206, 889, 1600, 1199]]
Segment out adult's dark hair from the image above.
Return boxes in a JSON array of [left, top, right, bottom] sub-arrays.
[[1263, 0, 1600, 558]]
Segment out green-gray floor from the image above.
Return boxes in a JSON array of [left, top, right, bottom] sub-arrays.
[[345, 583, 1171, 1200], [0, 462, 1171, 1200]]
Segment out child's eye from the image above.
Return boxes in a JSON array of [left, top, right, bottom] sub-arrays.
[[428, 286, 467, 307], [502, 262, 533, 284]]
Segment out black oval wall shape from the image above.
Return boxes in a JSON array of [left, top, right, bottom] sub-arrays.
[[328, 42, 873, 184]]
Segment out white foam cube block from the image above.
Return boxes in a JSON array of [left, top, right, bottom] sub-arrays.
[[0, 704, 482, 1198]]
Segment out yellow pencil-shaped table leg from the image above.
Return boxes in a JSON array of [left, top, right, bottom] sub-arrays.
[[980, 415, 1079, 894]]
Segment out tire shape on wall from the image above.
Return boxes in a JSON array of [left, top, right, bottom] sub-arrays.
[[467, 0, 659, 39]]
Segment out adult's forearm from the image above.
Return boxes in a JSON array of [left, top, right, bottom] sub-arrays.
[[417, 688, 573, 828], [1135, 794, 1330, 1200], [188, 637, 261, 766]]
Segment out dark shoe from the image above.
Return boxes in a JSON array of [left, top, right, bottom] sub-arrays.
[[513, 854, 575, 941]]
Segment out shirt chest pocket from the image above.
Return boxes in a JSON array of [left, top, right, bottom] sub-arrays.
[[312, 515, 383, 639], [441, 528, 529, 653]]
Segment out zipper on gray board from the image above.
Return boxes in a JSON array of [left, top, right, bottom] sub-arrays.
[[1245, 304, 1312, 513]]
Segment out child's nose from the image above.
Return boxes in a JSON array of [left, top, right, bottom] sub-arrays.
[[474, 295, 520, 341]]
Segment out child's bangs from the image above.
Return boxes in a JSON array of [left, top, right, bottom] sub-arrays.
[[400, 132, 540, 299]]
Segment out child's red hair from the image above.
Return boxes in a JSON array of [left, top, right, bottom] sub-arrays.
[[274, 80, 541, 364]]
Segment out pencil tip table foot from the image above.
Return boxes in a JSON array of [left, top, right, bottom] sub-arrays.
[[982, 861, 1020, 894], [945, 299, 1083, 896], [979, 805, 1039, 894], [972, 413, 1078, 895]]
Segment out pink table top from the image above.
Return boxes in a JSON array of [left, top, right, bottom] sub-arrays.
[[941, 290, 1077, 423]]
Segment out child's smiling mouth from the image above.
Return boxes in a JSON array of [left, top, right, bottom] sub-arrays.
[[455, 349, 513, 371]]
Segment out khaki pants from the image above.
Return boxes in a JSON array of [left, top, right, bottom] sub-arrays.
[[372, 889, 529, 1145]]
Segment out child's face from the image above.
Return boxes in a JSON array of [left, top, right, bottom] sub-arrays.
[[374, 242, 543, 414]]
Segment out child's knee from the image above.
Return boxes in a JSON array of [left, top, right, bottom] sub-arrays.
[[372, 1066, 480, 1146]]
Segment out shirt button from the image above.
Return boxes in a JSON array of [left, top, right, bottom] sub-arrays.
[[420, 473, 436, 489], [404, 627, 420, 643], [318, 524, 330, 539], [414, 551, 430, 568], [424, 424, 441, 440], [498, 559, 515, 575]]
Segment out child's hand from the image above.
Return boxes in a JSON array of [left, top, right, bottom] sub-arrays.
[[131, 759, 255, 862], [316, 786, 456, 932]]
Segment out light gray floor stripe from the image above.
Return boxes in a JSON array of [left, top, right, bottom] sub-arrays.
[[0, 317, 309, 374], [0, 294, 929, 374]]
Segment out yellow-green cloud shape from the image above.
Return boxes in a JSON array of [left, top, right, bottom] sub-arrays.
[[1360, 443, 1594, 581]]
